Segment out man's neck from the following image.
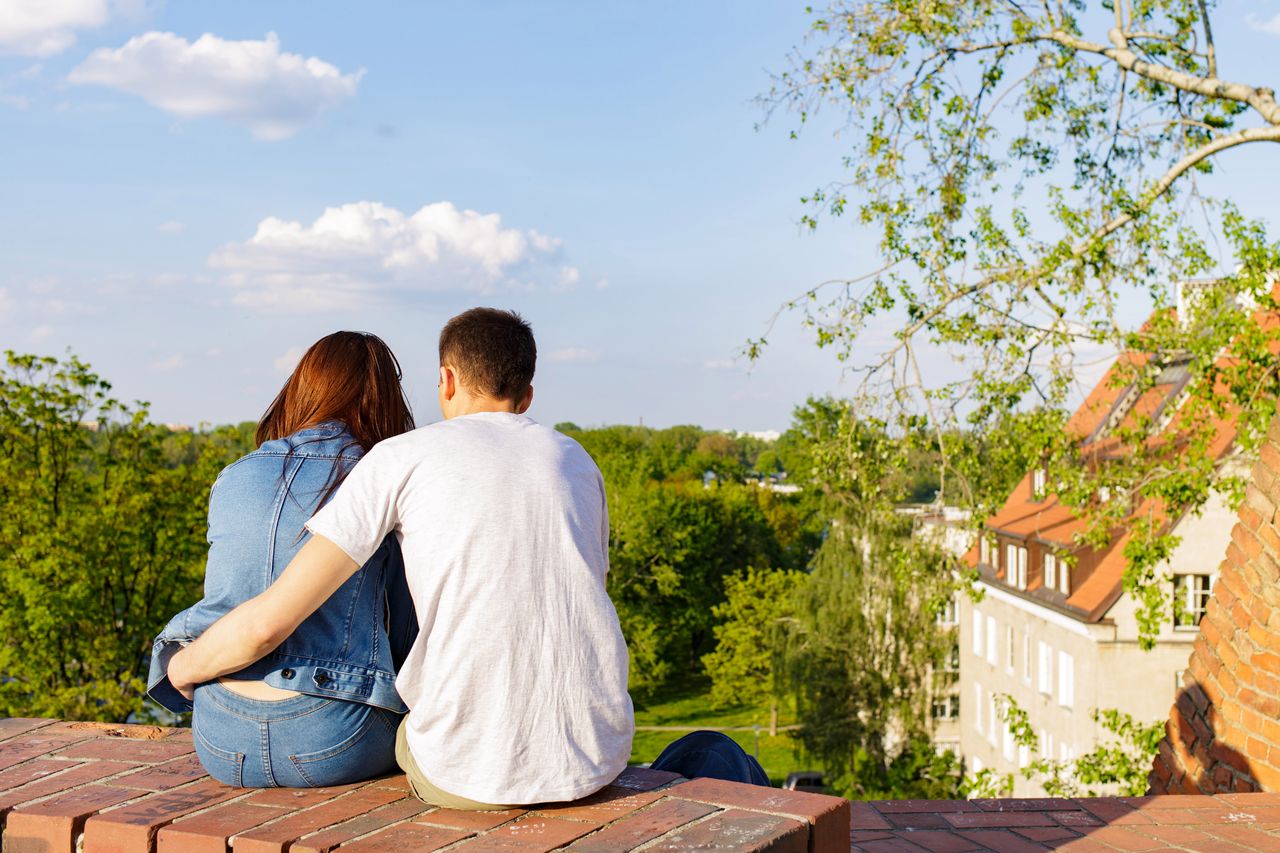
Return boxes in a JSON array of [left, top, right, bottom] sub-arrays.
[[446, 394, 522, 419]]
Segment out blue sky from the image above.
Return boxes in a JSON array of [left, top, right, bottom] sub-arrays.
[[1, 2, 1277, 431]]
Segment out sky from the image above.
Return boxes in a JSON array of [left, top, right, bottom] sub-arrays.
[[1, 1, 1278, 432]]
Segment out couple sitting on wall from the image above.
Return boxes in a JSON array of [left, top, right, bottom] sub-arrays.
[[148, 308, 767, 809]]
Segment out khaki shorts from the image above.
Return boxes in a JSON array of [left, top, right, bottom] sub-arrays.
[[394, 717, 512, 811]]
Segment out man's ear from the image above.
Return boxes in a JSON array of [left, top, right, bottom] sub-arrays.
[[516, 384, 534, 414], [440, 365, 457, 401]]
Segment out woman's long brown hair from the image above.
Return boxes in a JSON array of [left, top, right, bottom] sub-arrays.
[[256, 331, 414, 505]]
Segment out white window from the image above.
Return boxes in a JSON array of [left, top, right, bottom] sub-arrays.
[[988, 693, 999, 746], [1005, 543, 1016, 581], [1018, 743, 1030, 769], [1058, 651, 1074, 708], [1006, 625, 1015, 672], [979, 535, 991, 566], [974, 683, 984, 733], [1016, 546, 1028, 589], [1173, 574, 1212, 629], [972, 756, 984, 773], [1022, 634, 1032, 683], [937, 594, 958, 626], [932, 694, 959, 720], [1032, 467, 1047, 498], [972, 609, 984, 655], [1002, 721, 1015, 762], [1044, 552, 1056, 590], [1042, 730, 1053, 760], [1038, 642, 1053, 694], [1059, 560, 1071, 595], [986, 615, 998, 665]]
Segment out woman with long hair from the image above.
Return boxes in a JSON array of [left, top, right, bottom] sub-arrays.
[[147, 331, 417, 788]]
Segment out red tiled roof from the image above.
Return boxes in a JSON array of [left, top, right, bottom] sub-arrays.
[[968, 302, 1260, 621]]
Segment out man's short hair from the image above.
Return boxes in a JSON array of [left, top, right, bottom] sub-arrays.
[[439, 308, 537, 401]]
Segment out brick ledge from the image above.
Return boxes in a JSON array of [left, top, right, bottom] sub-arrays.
[[0, 717, 849, 852]]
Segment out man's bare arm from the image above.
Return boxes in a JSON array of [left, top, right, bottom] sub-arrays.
[[167, 534, 359, 699]]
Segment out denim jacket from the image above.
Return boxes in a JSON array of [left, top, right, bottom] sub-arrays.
[[147, 422, 417, 714]]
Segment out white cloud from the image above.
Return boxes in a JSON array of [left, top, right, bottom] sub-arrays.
[[210, 201, 569, 311], [703, 358, 737, 370], [1248, 13, 1280, 35], [69, 31, 362, 140], [273, 345, 305, 374], [0, 0, 109, 57], [549, 347, 598, 363], [0, 288, 12, 317], [29, 324, 54, 343], [157, 220, 185, 233], [151, 353, 185, 371]]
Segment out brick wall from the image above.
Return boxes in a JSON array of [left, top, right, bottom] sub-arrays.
[[0, 718, 850, 852], [1150, 417, 1280, 794]]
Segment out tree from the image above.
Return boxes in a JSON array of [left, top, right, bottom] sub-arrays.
[[775, 507, 959, 799], [702, 566, 804, 726], [606, 480, 792, 699], [759, 1, 1280, 643], [0, 352, 247, 721]]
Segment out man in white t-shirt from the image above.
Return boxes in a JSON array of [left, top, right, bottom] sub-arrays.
[[168, 308, 634, 807]]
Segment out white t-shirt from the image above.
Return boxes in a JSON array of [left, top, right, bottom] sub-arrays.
[[306, 411, 634, 804]]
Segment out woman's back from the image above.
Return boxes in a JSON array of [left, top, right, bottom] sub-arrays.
[[148, 421, 415, 714]]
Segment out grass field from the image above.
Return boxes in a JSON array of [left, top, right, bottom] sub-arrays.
[[627, 677, 812, 787]]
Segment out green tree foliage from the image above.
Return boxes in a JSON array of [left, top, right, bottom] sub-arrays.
[[560, 422, 821, 699], [702, 567, 804, 711], [761, 0, 1280, 645], [997, 695, 1163, 797], [0, 352, 249, 721], [607, 480, 801, 699], [776, 511, 960, 799]]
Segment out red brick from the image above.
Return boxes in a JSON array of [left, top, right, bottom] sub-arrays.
[[638, 808, 807, 853], [157, 802, 290, 853], [81, 779, 240, 852], [417, 805, 527, 831], [569, 797, 718, 851], [532, 784, 661, 823], [0, 730, 95, 771], [943, 811, 1057, 828], [243, 782, 363, 808], [972, 798, 1079, 812], [850, 800, 892, 829], [608, 766, 682, 791], [0, 757, 82, 791], [884, 830, 984, 851], [1014, 825, 1082, 842], [952, 830, 1050, 852], [873, 799, 979, 813], [1144, 823, 1221, 846], [312, 821, 471, 852], [235, 784, 408, 852], [1085, 826, 1167, 851], [56, 737, 193, 763], [112, 754, 208, 789], [854, 838, 933, 853], [0, 718, 58, 742], [0, 760, 137, 816], [291, 799, 433, 853], [669, 776, 850, 851], [887, 811, 952, 829], [455, 813, 598, 850], [1127, 793, 1229, 810], [6, 784, 140, 853]]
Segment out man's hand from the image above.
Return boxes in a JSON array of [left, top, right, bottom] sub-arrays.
[[158, 535, 361, 696], [168, 647, 197, 701]]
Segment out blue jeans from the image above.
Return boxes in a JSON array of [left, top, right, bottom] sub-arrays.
[[650, 730, 772, 787], [192, 682, 401, 787]]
